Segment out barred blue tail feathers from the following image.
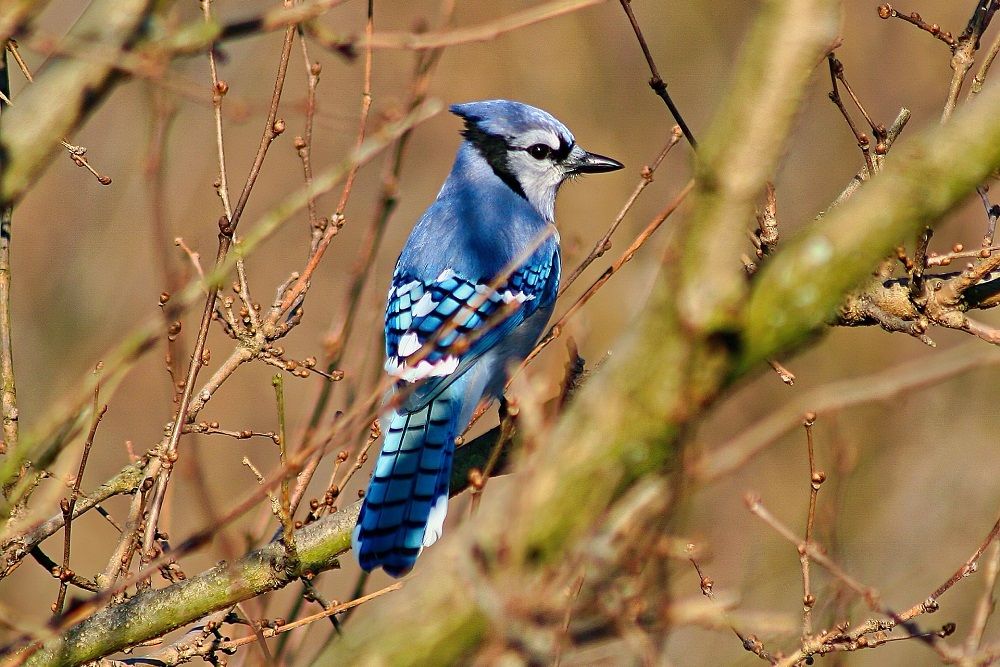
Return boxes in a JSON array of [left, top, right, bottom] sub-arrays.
[[352, 391, 460, 577]]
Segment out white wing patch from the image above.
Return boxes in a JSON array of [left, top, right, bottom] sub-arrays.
[[422, 495, 449, 547], [500, 290, 536, 304], [435, 268, 456, 282], [411, 292, 438, 318], [385, 355, 460, 383], [397, 332, 422, 357], [394, 279, 422, 297]]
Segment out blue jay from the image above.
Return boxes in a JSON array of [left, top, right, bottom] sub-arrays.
[[352, 100, 623, 576]]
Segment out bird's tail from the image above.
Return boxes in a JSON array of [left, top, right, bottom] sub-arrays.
[[352, 393, 459, 577]]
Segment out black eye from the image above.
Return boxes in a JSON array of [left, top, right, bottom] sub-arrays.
[[526, 144, 552, 160]]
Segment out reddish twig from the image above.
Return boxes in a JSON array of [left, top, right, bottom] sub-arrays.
[[617, 0, 696, 148]]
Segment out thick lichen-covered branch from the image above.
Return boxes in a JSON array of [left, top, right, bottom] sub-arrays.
[[24, 506, 353, 667], [17, 421, 506, 666], [742, 77, 1000, 366], [677, 0, 839, 333]]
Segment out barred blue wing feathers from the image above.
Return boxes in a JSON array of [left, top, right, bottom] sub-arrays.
[[384, 249, 560, 409]]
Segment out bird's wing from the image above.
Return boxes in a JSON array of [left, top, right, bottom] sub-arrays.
[[384, 251, 558, 409]]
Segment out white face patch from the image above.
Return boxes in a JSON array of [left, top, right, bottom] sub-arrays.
[[411, 292, 438, 318], [422, 495, 449, 547], [506, 154, 564, 222]]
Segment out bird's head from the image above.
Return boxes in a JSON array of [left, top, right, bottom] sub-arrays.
[[450, 100, 623, 219]]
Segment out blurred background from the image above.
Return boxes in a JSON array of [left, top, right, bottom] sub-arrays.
[[3, 1, 1000, 664]]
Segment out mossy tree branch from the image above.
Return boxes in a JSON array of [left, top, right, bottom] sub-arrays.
[[742, 77, 1000, 366], [18, 424, 506, 667]]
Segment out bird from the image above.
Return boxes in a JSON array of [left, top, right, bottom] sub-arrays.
[[352, 99, 623, 577]]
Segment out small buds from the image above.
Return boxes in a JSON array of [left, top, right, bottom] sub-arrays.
[[214, 80, 229, 96], [272, 118, 286, 135]]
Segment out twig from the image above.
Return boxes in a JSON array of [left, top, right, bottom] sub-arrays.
[[363, 0, 606, 50], [139, 16, 299, 582], [560, 128, 682, 295], [525, 179, 693, 366], [617, 0, 696, 148], [468, 398, 518, 514], [553, 571, 586, 667], [58, 141, 112, 186], [694, 341, 1000, 482], [202, 0, 259, 336], [941, 0, 998, 123], [823, 107, 910, 213], [29, 547, 98, 593], [799, 413, 823, 639], [767, 359, 795, 386], [215, 583, 402, 653], [970, 21, 1000, 96], [272, 374, 296, 560], [746, 495, 880, 610], [827, 55, 878, 175], [52, 376, 106, 616], [334, 0, 374, 219], [965, 540, 1000, 656], [0, 46, 17, 480], [876, 4, 957, 47], [4, 41, 30, 82], [751, 497, 1000, 664], [183, 422, 278, 443], [1, 42, 113, 187], [904, 513, 1000, 621], [685, 549, 776, 664], [265, 0, 375, 329], [296, 34, 322, 247], [142, 88, 184, 398]]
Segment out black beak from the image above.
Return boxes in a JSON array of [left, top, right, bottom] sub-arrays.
[[571, 150, 624, 174]]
